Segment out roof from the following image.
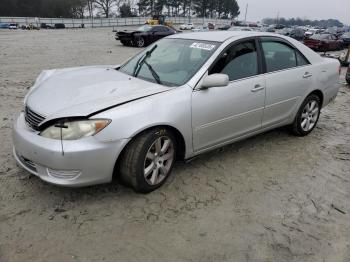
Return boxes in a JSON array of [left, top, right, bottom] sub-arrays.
[[168, 31, 270, 42], [168, 30, 324, 64]]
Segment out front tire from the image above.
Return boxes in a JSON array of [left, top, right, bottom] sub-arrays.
[[291, 94, 321, 136], [135, 37, 145, 48], [119, 128, 176, 193]]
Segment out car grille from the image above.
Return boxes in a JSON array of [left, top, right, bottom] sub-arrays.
[[24, 106, 45, 130]]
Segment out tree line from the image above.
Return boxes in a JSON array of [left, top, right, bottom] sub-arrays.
[[262, 17, 344, 28], [0, 0, 240, 19]]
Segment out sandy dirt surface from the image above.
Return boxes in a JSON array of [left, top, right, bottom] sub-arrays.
[[0, 28, 350, 262]]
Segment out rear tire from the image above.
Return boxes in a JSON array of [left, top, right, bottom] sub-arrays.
[[291, 94, 321, 137], [119, 128, 177, 193]]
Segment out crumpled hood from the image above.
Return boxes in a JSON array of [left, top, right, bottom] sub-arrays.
[[26, 66, 170, 124]]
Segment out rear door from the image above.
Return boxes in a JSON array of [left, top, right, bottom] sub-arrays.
[[259, 37, 314, 128]]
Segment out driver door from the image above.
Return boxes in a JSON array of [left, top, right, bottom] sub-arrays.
[[191, 39, 266, 151], [150, 26, 167, 42]]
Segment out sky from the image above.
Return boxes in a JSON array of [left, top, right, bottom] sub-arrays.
[[236, 0, 350, 25]]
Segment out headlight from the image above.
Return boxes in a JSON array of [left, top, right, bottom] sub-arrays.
[[40, 119, 111, 140]]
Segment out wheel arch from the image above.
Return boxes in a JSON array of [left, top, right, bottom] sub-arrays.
[[308, 89, 324, 107], [113, 124, 186, 181]]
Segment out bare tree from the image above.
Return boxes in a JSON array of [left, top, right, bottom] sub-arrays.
[[93, 0, 117, 18], [86, 0, 94, 18]]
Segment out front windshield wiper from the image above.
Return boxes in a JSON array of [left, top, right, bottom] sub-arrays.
[[132, 44, 157, 77], [143, 60, 162, 84]]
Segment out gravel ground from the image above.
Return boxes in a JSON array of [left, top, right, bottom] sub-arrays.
[[0, 28, 350, 262]]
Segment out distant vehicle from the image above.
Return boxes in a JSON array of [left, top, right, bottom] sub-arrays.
[[277, 28, 292, 36], [21, 24, 39, 30], [180, 23, 194, 30], [116, 25, 176, 47], [9, 23, 18, 29], [41, 23, 54, 29], [0, 23, 10, 29], [341, 32, 350, 46], [207, 22, 215, 30], [54, 23, 66, 29], [228, 27, 253, 32], [194, 23, 214, 30], [274, 24, 285, 30], [289, 29, 305, 41], [303, 34, 343, 52], [14, 31, 341, 192], [146, 15, 173, 27], [346, 65, 350, 84], [305, 29, 321, 37], [217, 24, 231, 31], [192, 25, 209, 32]]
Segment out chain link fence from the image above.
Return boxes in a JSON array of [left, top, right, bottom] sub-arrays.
[[0, 16, 231, 28]]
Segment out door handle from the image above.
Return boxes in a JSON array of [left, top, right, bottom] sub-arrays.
[[303, 72, 313, 78], [251, 84, 265, 92]]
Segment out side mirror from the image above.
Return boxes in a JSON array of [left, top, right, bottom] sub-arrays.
[[201, 74, 229, 89]]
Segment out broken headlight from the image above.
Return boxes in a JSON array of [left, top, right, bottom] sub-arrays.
[[40, 119, 111, 140]]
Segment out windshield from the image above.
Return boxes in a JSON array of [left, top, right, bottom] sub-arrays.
[[137, 25, 152, 32], [342, 32, 350, 37], [119, 38, 219, 86]]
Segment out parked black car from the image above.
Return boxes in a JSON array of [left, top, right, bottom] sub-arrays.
[[346, 65, 350, 84], [116, 25, 176, 47], [218, 24, 231, 30], [54, 23, 65, 29], [41, 23, 54, 29]]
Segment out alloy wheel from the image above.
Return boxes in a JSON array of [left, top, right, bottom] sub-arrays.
[[300, 100, 319, 132], [136, 37, 144, 47], [143, 136, 174, 186]]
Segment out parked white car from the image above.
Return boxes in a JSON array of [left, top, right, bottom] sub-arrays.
[[180, 23, 194, 30], [9, 23, 18, 29], [13, 31, 340, 193], [192, 25, 209, 32]]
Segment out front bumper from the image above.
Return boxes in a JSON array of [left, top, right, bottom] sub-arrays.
[[13, 113, 130, 187]]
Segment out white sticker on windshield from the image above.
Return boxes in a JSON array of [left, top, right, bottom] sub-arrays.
[[190, 43, 216, 51]]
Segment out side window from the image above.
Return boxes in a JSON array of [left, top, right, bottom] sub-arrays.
[[151, 27, 160, 32], [295, 51, 309, 66], [262, 41, 297, 72], [209, 40, 258, 81]]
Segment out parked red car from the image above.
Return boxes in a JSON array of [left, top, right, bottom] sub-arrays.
[[304, 34, 343, 52]]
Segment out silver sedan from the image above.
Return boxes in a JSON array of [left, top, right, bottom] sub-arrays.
[[13, 31, 340, 193]]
